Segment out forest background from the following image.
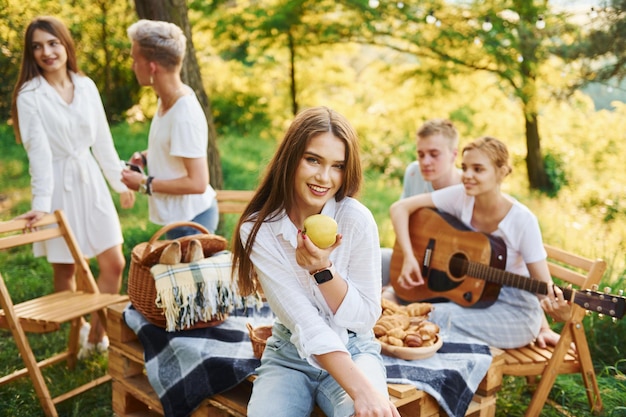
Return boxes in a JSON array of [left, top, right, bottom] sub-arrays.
[[0, 0, 625, 416]]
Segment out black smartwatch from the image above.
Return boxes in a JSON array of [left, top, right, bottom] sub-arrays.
[[146, 175, 154, 196], [312, 263, 335, 285]]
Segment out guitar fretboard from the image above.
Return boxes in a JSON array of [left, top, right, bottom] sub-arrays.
[[459, 258, 575, 300]]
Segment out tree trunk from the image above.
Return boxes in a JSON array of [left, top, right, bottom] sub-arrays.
[[288, 30, 298, 116], [133, 0, 223, 190], [524, 110, 550, 191], [518, 48, 550, 192], [98, 0, 111, 102]]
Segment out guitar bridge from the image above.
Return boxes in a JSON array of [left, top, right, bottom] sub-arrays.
[[422, 239, 435, 277]]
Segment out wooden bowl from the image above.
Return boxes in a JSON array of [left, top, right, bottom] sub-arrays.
[[379, 335, 443, 360]]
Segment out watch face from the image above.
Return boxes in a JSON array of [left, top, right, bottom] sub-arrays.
[[314, 269, 334, 285]]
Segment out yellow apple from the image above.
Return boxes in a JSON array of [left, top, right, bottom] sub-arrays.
[[303, 214, 338, 249]]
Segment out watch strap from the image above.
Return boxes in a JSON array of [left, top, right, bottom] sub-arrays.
[[146, 176, 154, 196], [312, 263, 335, 285]]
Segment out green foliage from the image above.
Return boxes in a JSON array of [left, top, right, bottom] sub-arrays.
[[541, 150, 568, 197], [218, 132, 275, 190], [0, 0, 138, 122], [211, 90, 272, 135]]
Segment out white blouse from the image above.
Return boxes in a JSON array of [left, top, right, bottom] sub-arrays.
[[240, 197, 382, 367]]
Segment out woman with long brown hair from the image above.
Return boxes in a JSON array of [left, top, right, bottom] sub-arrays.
[[232, 106, 399, 417]]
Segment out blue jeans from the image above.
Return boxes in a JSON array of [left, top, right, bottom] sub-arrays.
[[164, 199, 219, 240], [247, 323, 388, 417]]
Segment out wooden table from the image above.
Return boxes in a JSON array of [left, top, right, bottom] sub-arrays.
[[107, 301, 504, 417]]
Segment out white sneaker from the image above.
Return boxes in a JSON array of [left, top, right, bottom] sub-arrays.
[[78, 342, 96, 360], [79, 322, 91, 347], [78, 335, 109, 359], [96, 336, 109, 353]]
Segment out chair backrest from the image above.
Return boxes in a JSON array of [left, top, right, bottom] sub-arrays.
[[0, 211, 98, 293], [544, 243, 615, 321], [216, 190, 255, 215], [545, 244, 605, 289]]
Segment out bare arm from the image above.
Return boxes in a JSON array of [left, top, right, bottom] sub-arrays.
[[296, 231, 348, 313], [389, 194, 435, 287], [526, 261, 572, 347], [121, 157, 209, 195]]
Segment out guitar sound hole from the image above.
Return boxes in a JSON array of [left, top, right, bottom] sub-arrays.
[[449, 253, 469, 278]]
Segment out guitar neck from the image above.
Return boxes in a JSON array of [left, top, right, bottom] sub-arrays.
[[467, 261, 574, 300]]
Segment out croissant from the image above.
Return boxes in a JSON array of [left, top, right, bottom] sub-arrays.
[[387, 327, 407, 340], [381, 298, 400, 312], [394, 305, 409, 316], [418, 321, 440, 336], [380, 314, 409, 329], [387, 336, 404, 347], [405, 325, 420, 334], [374, 319, 395, 337], [406, 302, 433, 317], [420, 337, 436, 347], [395, 314, 410, 329], [373, 323, 389, 338]]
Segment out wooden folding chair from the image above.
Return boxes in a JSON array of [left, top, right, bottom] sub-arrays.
[[501, 244, 619, 416], [0, 210, 129, 417]]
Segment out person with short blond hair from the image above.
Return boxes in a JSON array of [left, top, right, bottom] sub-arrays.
[[381, 119, 461, 294], [122, 19, 218, 238], [401, 118, 461, 197]]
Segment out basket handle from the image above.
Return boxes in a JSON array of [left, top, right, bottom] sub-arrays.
[[141, 221, 210, 259], [246, 322, 256, 339]]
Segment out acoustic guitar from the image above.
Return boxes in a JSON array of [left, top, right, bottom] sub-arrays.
[[389, 208, 625, 319]]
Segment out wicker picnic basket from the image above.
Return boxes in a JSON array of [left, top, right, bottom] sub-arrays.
[[128, 221, 229, 329], [246, 322, 273, 359]]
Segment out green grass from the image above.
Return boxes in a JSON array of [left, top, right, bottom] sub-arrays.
[[1, 121, 626, 416]]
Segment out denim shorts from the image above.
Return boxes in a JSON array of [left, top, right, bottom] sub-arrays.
[[247, 322, 388, 417], [164, 199, 219, 240]]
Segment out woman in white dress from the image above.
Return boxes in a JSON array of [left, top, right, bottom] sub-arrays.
[[11, 16, 134, 356]]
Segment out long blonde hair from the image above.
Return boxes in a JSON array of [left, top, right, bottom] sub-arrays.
[[232, 106, 362, 295]]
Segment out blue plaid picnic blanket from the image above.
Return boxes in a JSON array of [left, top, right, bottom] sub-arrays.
[[123, 305, 493, 417]]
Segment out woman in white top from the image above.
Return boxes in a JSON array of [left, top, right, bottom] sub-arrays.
[[122, 19, 218, 238], [390, 136, 571, 348], [11, 16, 134, 355], [232, 107, 400, 417]]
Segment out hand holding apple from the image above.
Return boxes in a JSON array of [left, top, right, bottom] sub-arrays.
[[303, 214, 338, 249]]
